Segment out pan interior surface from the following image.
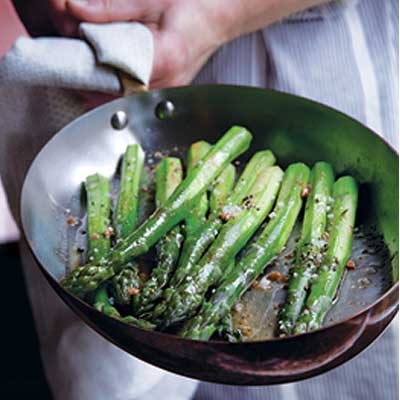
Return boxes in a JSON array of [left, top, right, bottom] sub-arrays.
[[21, 85, 398, 342], [68, 149, 393, 340], [232, 223, 392, 340]]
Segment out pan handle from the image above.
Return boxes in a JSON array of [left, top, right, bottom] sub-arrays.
[[118, 70, 148, 96]]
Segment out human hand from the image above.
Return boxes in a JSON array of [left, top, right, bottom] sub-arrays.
[[47, 0, 327, 89], [46, 0, 80, 36], [55, 0, 233, 88]]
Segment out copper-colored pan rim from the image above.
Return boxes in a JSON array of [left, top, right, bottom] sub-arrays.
[[20, 84, 399, 347], [25, 238, 399, 345], [17, 239, 400, 386]]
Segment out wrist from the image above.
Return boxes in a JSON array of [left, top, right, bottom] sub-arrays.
[[202, 0, 248, 46]]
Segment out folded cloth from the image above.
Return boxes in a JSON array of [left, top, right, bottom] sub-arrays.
[[0, 22, 154, 94], [80, 22, 153, 85]]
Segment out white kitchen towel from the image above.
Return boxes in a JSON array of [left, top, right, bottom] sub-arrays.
[[0, 22, 154, 94]]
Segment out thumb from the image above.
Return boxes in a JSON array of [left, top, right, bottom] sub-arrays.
[[66, 0, 146, 22]]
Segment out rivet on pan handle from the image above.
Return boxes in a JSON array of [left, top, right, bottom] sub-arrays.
[[111, 71, 148, 130], [155, 100, 175, 120], [110, 111, 129, 130]]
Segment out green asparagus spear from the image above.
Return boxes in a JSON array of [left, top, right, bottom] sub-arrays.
[[159, 166, 284, 327], [84, 167, 152, 328], [85, 174, 115, 308], [110, 145, 145, 305], [154, 158, 184, 207], [93, 285, 156, 330], [293, 176, 358, 334], [185, 141, 211, 236], [113, 144, 145, 238], [160, 163, 235, 299], [121, 315, 156, 330], [278, 162, 334, 335], [215, 313, 243, 343], [85, 174, 111, 264], [85, 174, 141, 321], [171, 162, 234, 288], [94, 284, 123, 318], [209, 164, 236, 212], [166, 150, 275, 293], [181, 163, 310, 340], [211, 260, 240, 341], [177, 150, 235, 291], [111, 264, 141, 305], [133, 158, 183, 314], [153, 218, 220, 319], [61, 126, 252, 298], [228, 150, 276, 206]]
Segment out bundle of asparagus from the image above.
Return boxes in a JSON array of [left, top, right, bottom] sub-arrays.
[[61, 126, 252, 297], [61, 125, 359, 341]]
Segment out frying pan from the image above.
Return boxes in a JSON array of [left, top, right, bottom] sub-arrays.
[[21, 85, 398, 385]]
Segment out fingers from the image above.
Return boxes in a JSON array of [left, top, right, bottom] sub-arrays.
[[47, 0, 80, 36], [66, 0, 159, 23], [149, 28, 213, 89], [55, 15, 80, 36]]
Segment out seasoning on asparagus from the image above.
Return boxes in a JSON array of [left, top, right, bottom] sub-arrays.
[[110, 145, 145, 305], [94, 284, 124, 318], [209, 164, 236, 212], [163, 151, 275, 295], [181, 163, 310, 341], [278, 162, 334, 335], [113, 144, 145, 239], [185, 141, 211, 236], [204, 260, 240, 342], [293, 176, 358, 334], [215, 313, 243, 343], [85, 174, 111, 264], [133, 158, 183, 315], [93, 285, 155, 330], [153, 151, 276, 319], [111, 265, 141, 305], [61, 126, 253, 298], [158, 166, 284, 328], [84, 176, 150, 327], [80, 174, 115, 308], [85, 174, 117, 308]]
